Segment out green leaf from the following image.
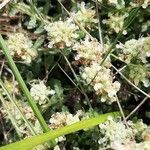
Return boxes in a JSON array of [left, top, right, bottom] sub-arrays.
[[32, 36, 45, 50], [44, 54, 54, 71], [0, 112, 120, 150], [50, 79, 64, 106]]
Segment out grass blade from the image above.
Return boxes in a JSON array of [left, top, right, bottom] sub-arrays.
[[0, 93, 22, 138], [0, 112, 120, 150], [0, 79, 37, 135], [0, 35, 49, 133]]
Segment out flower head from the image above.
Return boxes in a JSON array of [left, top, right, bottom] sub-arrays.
[[45, 18, 79, 49], [49, 111, 82, 129], [71, 2, 98, 29], [103, 12, 128, 33], [73, 36, 105, 63], [118, 37, 150, 64], [7, 32, 37, 63], [81, 62, 120, 103], [30, 80, 55, 105]]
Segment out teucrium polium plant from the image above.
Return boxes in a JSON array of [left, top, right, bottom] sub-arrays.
[[0, 0, 150, 150]]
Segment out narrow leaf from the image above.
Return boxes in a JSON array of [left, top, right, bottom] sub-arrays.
[[0, 112, 120, 150]]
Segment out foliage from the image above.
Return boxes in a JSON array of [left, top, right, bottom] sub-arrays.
[[0, 0, 150, 150]]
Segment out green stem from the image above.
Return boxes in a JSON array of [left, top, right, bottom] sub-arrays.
[[0, 93, 22, 138], [0, 35, 49, 133], [62, 53, 92, 109], [0, 79, 37, 136]]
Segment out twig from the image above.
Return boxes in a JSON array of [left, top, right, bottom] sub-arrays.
[[125, 94, 150, 120], [0, 109, 8, 143], [113, 65, 127, 76], [0, 60, 5, 77], [57, 0, 94, 39], [58, 63, 83, 94], [43, 56, 62, 82], [115, 95, 129, 128], [95, 0, 103, 48], [61, 53, 92, 109], [112, 65, 150, 99], [0, 0, 11, 9], [115, 95, 134, 139]]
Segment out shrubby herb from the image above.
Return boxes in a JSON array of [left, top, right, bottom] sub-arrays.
[[0, 0, 150, 150]]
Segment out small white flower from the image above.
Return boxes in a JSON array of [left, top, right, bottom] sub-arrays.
[[80, 62, 120, 103], [30, 81, 55, 105], [49, 111, 81, 129], [54, 145, 60, 150], [142, 79, 150, 87], [98, 118, 134, 149], [45, 18, 79, 49], [73, 36, 105, 64], [101, 97, 106, 102], [71, 2, 98, 29], [94, 83, 103, 91], [66, 114, 80, 125], [49, 90, 56, 95], [7, 32, 37, 63], [104, 12, 128, 33]]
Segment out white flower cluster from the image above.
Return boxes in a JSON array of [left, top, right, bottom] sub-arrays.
[[98, 117, 133, 148], [98, 117, 150, 149], [130, 0, 150, 9], [73, 36, 105, 63], [72, 31, 120, 103], [106, 0, 125, 9], [117, 37, 150, 64], [127, 64, 150, 87], [2, 101, 42, 137], [44, 18, 79, 49], [33, 143, 49, 150], [81, 62, 120, 103], [111, 140, 150, 150], [71, 2, 98, 29], [49, 110, 82, 129], [44, 2, 98, 49], [7, 33, 37, 63], [0, 79, 19, 96], [128, 120, 148, 136], [49, 111, 83, 150], [30, 80, 55, 105], [117, 37, 150, 87], [103, 12, 128, 34], [142, 20, 150, 32]]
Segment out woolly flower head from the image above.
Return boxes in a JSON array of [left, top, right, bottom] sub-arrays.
[[44, 18, 79, 49], [98, 118, 150, 149], [49, 110, 82, 129], [103, 12, 128, 34], [98, 117, 133, 148], [0, 79, 19, 96], [110, 140, 150, 150], [1, 101, 42, 137], [130, 0, 150, 9], [81, 62, 120, 103], [106, 0, 125, 9], [73, 36, 105, 63], [127, 64, 150, 87], [7, 32, 37, 63], [3, 101, 35, 123], [142, 0, 150, 8], [71, 2, 98, 29], [30, 80, 55, 105], [117, 37, 150, 64]]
